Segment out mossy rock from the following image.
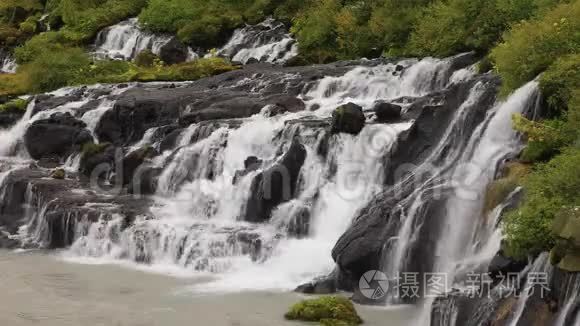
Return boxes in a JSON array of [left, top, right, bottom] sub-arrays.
[[483, 162, 530, 214], [134, 49, 160, 68], [0, 98, 28, 113], [50, 168, 65, 180], [81, 142, 110, 159], [552, 207, 580, 246], [557, 252, 580, 272], [285, 296, 363, 326]]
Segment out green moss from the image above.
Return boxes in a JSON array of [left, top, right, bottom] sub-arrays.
[[491, 1, 580, 93], [50, 168, 65, 180], [539, 54, 580, 116], [0, 98, 28, 113], [81, 142, 110, 158], [285, 296, 363, 326], [483, 162, 530, 214], [133, 49, 159, 67], [503, 148, 580, 259]]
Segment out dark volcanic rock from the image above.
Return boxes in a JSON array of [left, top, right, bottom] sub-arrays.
[[243, 140, 306, 223], [121, 146, 158, 186], [24, 112, 92, 160], [373, 101, 402, 122], [79, 143, 118, 179], [295, 272, 338, 295], [96, 88, 182, 146], [233, 156, 263, 184], [331, 103, 366, 135], [31, 94, 82, 116], [0, 105, 25, 128], [488, 250, 527, 281], [158, 38, 189, 65]]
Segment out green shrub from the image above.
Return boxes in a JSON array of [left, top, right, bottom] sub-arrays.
[[81, 142, 110, 158], [133, 49, 159, 67], [491, 1, 580, 93], [0, 98, 28, 113], [407, 0, 552, 57], [503, 148, 580, 259], [19, 46, 90, 92], [539, 54, 580, 115], [285, 296, 363, 326]]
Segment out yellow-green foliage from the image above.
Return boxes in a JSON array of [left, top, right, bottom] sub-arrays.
[[407, 0, 551, 57], [539, 54, 580, 114], [0, 72, 30, 97], [483, 162, 530, 214], [81, 142, 110, 158], [0, 52, 237, 96], [285, 296, 363, 326], [0, 98, 28, 113], [491, 1, 580, 93], [503, 148, 580, 259]]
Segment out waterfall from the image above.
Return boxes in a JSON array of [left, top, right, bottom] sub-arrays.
[[94, 18, 197, 61], [51, 56, 465, 291], [0, 53, 17, 73], [216, 18, 298, 64], [508, 253, 553, 326], [395, 81, 540, 324], [555, 274, 580, 326]]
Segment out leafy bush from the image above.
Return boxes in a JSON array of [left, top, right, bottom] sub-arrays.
[[285, 296, 363, 326], [133, 49, 159, 67], [503, 148, 580, 259], [491, 0, 580, 92], [539, 54, 580, 115], [19, 46, 90, 92], [407, 0, 555, 57], [0, 98, 28, 113]]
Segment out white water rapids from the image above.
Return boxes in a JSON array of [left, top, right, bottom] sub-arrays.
[[0, 49, 565, 326]]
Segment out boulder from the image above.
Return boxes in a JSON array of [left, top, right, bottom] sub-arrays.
[[96, 88, 182, 145], [31, 94, 82, 116], [159, 128, 184, 152], [233, 156, 263, 184], [264, 95, 306, 116], [128, 165, 163, 195], [488, 250, 527, 281], [331, 103, 366, 135], [373, 101, 402, 123], [158, 38, 189, 65], [50, 168, 66, 180], [295, 273, 337, 295], [121, 146, 158, 186], [0, 105, 25, 128], [79, 143, 118, 179], [24, 112, 92, 160], [243, 140, 306, 223]]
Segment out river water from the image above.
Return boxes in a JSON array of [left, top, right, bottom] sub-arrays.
[[0, 250, 417, 326]]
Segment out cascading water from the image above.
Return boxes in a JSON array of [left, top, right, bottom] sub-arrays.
[[56, 56, 466, 291], [0, 53, 17, 73], [395, 81, 541, 324], [94, 18, 197, 61], [216, 18, 298, 64]]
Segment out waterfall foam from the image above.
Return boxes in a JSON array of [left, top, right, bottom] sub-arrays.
[[0, 54, 17, 73], [94, 18, 197, 61], [56, 56, 461, 292], [216, 18, 298, 64]]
